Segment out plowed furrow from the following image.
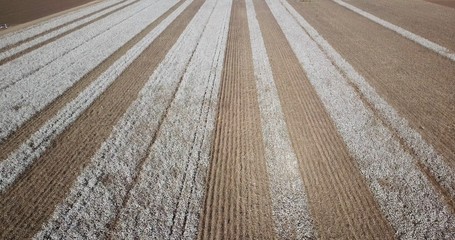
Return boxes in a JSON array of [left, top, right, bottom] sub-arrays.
[[254, 0, 395, 239], [198, 0, 275, 239], [0, 0, 200, 238]]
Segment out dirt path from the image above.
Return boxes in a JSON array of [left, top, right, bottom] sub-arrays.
[[252, 0, 395, 238], [0, 0, 203, 238], [198, 0, 276, 238], [343, 0, 455, 51], [288, 0, 455, 167]]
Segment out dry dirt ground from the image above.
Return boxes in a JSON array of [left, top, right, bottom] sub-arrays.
[[0, 0, 96, 27], [0, 0, 454, 239]]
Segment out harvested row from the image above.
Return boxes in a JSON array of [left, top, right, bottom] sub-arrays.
[[245, 0, 315, 238], [0, 0, 202, 238], [198, 0, 276, 238], [0, 0, 136, 63], [0, 0, 173, 142], [252, 0, 395, 238], [272, 0, 455, 238], [0, 0, 124, 49]]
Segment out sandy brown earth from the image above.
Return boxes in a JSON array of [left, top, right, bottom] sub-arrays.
[[0, 0, 97, 27], [344, 0, 455, 51], [198, 0, 276, 238], [426, 0, 455, 8], [1, 0, 455, 239], [289, 0, 455, 167]]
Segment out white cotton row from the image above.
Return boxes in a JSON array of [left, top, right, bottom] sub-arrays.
[[113, 0, 231, 238], [245, 0, 316, 238], [332, 0, 455, 62], [0, 0, 135, 62], [33, 0, 222, 238], [269, 0, 455, 238], [0, 0, 175, 142], [0, 0, 189, 193], [0, 0, 125, 49], [0, 0, 158, 91]]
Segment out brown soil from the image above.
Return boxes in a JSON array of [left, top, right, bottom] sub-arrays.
[[289, 0, 455, 169], [344, 0, 455, 51], [0, 0, 206, 238], [0, 0, 97, 27], [0, 0, 137, 65], [252, 0, 395, 238], [198, 0, 276, 239], [426, 0, 455, 9]]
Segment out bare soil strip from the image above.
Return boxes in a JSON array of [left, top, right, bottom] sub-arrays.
[[0, 0, 200, 238], [254, 0, 395, 238], [332, 0, 455, 62], [0, 0, 128, 52], [343, 0, 455, 51], [0, 0, 95, 26], [288, 0, 455, 174], [275, 0, 455, 238], [34, 0, 214, 237], [198, 0, 276, 239], [0, 0, 138, 64], [246, 0, 316, 238]]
